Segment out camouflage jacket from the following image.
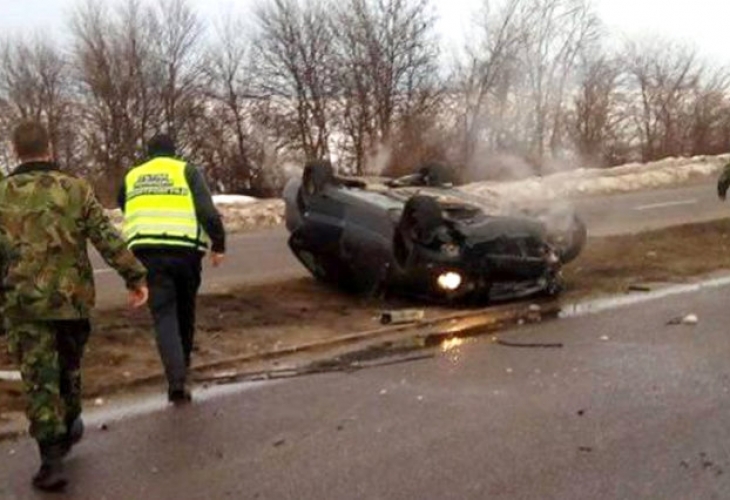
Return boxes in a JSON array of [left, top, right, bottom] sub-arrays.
[[0, 162, 146, 321]]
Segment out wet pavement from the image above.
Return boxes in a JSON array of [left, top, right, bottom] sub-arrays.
[[4, 278, 730, 498]]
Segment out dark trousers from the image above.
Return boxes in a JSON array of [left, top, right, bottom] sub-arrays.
[[135, 249, 202, 391], [6, 320, 90, 443]]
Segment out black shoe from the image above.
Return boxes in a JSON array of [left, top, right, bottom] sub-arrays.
[[168, 388, 192, 405], [33, 442, 68, 492], [32, 463, 67, 492]]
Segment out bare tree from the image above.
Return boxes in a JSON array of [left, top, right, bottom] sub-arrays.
[[520, 0, 601, 168], [454, 0, 530, 173], [254, 0, 337, 161], [685, 66, 730, 155], [71, 0, 157, 197], [150, 0, 204, 143], [569, 54, 626, 166], [200, 16, 273, 194], [70, 0, 206, 201], [623, 38, 704, 161], [452, 0, 600, 178], [333, 0, 441, 174], [0, 36, 76, 169]]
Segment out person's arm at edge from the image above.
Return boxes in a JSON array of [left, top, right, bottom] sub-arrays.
[[117, 178, 127, 213], [185, 163, 226, 254], [719, 161, 730, 200]]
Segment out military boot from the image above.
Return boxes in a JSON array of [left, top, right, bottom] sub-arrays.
[[168, 387, 192, 406], [32, 440, 69, 492]]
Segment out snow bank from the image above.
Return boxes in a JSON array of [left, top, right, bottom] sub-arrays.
[[105, 153, 729, 234], [212, 194, 259, 205], [461, 154, 730, 204], [217, 199, 285, 231], [106, 198, 285, 235]]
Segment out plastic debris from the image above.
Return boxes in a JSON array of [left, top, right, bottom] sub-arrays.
[[682, 314, 699, 325], [380, 309, 425, 325], [667, 314, 699, 325]]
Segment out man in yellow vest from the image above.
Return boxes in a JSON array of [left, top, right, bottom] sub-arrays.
[[119, 134, 226, 404]]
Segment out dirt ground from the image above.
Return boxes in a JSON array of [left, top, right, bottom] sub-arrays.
[[3, 218, 730, 415]]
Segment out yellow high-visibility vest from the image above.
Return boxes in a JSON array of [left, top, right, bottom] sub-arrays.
[[122, 157, 209, 251]]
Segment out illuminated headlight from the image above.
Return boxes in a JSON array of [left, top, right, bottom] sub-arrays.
[[437, 271, 463, 291], [440, 242, 460, 258]]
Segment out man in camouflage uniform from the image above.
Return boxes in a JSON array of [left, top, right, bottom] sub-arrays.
[[0, 122, 149, 492]]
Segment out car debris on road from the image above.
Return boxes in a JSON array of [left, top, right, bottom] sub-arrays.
[[666, 314, 699, 325], [380, 309, 426, 325]]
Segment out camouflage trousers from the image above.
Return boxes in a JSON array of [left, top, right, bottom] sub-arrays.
[[5, 319, 90, 444]]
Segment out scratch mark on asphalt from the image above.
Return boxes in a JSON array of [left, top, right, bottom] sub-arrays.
[[633, 199, 697, 211]]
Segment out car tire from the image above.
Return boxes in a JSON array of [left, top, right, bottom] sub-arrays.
[[556, 215, 587, 264], [394, 195, 444, 268], [418, 162, 456, 187], [301, 160, 335, 200]]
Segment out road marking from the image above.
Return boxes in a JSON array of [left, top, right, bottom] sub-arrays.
[[633, 199, 697, 211], [94, 268, 114, 275], [560, 275, 730, 318]]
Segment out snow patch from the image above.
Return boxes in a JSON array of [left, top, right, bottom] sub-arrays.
[[213, 194, 259, 205], [461, 154, 730, 203]]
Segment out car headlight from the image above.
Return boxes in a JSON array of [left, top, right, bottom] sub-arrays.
[[440, 242, 460, 258], [437, 271, 463, 291]]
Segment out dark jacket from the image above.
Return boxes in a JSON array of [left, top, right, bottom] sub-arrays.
[[118, 157, 226, 254]]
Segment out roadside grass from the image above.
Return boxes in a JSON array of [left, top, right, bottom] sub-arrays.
[[563, 218, 730, 298], [3, 217, 730, 414]]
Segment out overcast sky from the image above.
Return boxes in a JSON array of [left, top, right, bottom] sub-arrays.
[[2, 0, 730, 64]]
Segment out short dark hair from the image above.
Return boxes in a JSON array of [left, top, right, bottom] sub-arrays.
[[12, 121, 50, 159], [147, 134, 176, 157]]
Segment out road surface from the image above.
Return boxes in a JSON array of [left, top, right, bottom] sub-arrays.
[[91, 178, 727, 307], [574, 179, 727, 236], [3, 275, 730, 498]]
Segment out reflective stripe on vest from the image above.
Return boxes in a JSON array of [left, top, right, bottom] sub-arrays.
[[122, 157, 209, 250]]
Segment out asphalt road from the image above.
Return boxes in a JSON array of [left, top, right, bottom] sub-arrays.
[[573, 179, 727, 237], [3, 277, 730, 498], [91, 178, 727, 308]]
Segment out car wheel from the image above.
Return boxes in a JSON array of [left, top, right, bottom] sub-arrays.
[[556, 215, 587, 264], [302, 160, 335, 200], [418, 162, 456, 187], [394, 195, 444, 268]]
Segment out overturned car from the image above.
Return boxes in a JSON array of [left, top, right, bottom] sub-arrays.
[[283, 161, 586, 304]]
